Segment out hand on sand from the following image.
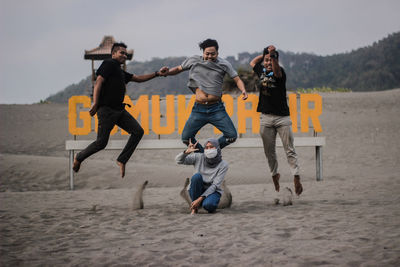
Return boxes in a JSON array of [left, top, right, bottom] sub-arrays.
[[272, 173, 280, 192], [294, 175, 303, 195], [117, 161, 125, 178], [190, 196, 203, 211], [190, 208, 198, 215]]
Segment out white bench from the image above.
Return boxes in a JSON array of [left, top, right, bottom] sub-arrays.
[[66, 137, 325, 190]]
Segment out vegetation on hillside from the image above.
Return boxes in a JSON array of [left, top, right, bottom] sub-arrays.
[[46, 32, 400, 103]]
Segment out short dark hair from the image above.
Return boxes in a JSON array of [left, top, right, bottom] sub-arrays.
[[199, 39, 219, 51], [111, 42, 127, 53], [263, 46, 279, 59]]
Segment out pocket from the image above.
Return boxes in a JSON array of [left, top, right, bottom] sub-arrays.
[[97, 106, 112, 116], [97, 107, 116, 129], [260, 113, 274, 126], [279, 116, 292, 127], [192, 103, 201, 112], [213, 109, 230, 122]]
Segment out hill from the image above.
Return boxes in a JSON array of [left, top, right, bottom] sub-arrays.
[[46, 32, 400, 102]]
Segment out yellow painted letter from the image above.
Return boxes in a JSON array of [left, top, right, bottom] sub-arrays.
[[300, 94, 322, 132], [214, 94, 234, 134], [288, 93, 298, 133], [237, 94, 260, 134], [121, 95, 150, 135], [152, 95, 175, 135], [68, 96, 91, 135]]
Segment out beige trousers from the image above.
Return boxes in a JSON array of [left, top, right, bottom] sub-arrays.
[[259, 113, 299, 176]]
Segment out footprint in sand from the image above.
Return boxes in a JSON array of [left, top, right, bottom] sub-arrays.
[[274, 187, 293, 206]]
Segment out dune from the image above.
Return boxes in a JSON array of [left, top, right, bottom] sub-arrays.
[[0, 89, 399, 266]]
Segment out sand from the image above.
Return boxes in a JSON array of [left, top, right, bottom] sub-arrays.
[[1, 90, 400, 266]]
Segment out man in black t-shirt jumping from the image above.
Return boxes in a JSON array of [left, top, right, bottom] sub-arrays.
[[73, 42, 168, 178], [250, 45, 303, 196]]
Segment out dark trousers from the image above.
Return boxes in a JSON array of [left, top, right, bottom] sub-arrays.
[[76, 106, 144, 164]]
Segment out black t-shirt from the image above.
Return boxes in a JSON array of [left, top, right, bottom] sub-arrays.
[[253, 63, 290, 116], [96, 59, 132, 110]]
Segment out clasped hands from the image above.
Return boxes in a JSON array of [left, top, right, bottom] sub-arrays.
[[157, 66, 169, 76]]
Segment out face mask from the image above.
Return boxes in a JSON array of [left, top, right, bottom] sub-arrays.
[[204, 148, 218, 159]]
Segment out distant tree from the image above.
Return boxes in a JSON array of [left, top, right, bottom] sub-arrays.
[[47, 32, 400, 102]]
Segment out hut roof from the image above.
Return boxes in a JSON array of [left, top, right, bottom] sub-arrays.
[[84, 36, 133, 60]]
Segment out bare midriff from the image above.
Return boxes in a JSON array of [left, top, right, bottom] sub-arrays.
[[195, 88, 221, 103]]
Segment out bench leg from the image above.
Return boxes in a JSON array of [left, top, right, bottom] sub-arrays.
[[316, 146, 323, 181], [69, 150, 74, 190]]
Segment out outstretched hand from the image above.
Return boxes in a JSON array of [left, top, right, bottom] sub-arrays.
[[185, 139, 199, 154]]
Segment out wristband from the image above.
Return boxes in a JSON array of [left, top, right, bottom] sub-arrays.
[[154, 71, 159, 77]]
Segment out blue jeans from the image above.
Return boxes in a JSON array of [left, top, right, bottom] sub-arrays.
[[189, 173, 221, 213], [181, 102, 237, 152]]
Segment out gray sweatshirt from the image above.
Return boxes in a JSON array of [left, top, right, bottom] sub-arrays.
[[175, 152, 228, 197], [180, 56, 238, 97]]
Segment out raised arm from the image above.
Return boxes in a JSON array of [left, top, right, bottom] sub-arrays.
[[175, 139, 198, 165], [250, 54, 263, 68], [268, 46, 282, 78]]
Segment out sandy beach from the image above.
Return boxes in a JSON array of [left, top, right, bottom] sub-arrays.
[[1, 90, 400, 266]]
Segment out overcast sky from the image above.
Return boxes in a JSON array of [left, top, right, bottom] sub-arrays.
[[0, 0, 399, 104]]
